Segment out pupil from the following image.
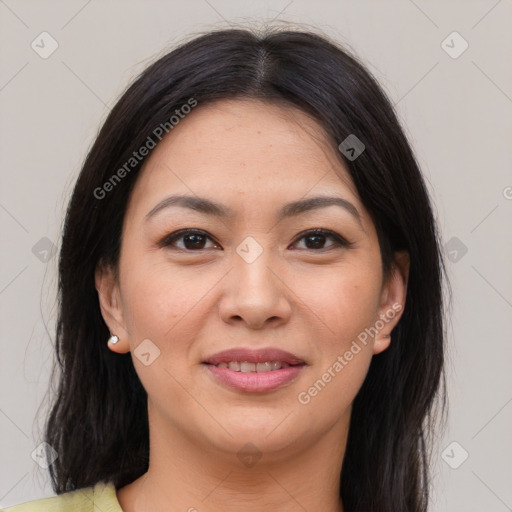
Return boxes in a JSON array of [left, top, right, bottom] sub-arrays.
[[185, 234, 205, 249], [306, 235, 325, 249]]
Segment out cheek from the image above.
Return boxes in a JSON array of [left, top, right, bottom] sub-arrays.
[[331, 280, 381, 342], [118, 257, 205, 407], [119, 247, 222, 348], [294, 259, 382, 344], [292, 260, 381, 409], [121, 266, 193, 340]]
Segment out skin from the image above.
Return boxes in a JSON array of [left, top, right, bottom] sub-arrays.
[[96, 99, 409, 512]]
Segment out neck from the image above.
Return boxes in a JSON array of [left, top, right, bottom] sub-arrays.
[[117, 401, 348, 512]]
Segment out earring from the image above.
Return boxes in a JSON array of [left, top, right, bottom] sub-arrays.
[[108, 334, 119, 345]]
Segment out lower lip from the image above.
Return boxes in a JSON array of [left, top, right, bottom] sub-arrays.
[[204, 364, 305, 393]]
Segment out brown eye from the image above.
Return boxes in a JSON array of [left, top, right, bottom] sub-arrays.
[[159, 228, 352, 252], [292, 229, 352, 251], [159, 229, 220, 251]]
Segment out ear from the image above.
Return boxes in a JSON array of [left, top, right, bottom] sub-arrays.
[[373, 250, 410, 355], [95, 262, 130, 354]]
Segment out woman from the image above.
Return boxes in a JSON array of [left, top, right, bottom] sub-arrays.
[[3, 26, 448, 512]]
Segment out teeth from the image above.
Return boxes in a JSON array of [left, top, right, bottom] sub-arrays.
[[256, 362, 271, 372], [270, 361, 281, 371], [216, 360, 292, 372], [240, 362, 256, 373]]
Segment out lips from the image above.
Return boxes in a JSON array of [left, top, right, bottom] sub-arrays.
[[202, 347, 306, 393], [216, 361, 291, 373], [203, 348, 305, 366]]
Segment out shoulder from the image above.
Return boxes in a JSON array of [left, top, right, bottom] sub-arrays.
[[0, 481, 122, 512]]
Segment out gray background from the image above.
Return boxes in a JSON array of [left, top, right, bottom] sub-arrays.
[[1, 0, 511, 510]]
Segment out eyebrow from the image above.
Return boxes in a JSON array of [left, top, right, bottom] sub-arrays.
[[145, 194, 362, 227]]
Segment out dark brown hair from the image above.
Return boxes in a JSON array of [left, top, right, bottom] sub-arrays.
[[44, 27, 448, 511]]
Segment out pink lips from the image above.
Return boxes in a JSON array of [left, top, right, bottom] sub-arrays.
[[204, 348, 305, 366], [203, 347, 306, 393]]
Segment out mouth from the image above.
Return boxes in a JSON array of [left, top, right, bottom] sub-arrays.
[[207, 360, 302, 372], [202, 348, 306, 393]]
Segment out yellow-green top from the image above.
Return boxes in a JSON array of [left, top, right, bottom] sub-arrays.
[[1, 481, 122, 512]]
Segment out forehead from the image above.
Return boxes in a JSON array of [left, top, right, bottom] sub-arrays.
[[126, 99, 363, 220]]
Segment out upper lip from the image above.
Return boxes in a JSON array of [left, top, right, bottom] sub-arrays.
[[203, 348, 305, 365]]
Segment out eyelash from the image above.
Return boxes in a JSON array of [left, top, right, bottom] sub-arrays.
[[158, 228, 353, 252]]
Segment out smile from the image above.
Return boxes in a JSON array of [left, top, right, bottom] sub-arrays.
[[202, 347, 306, 393], [212, 360, 295, 372]]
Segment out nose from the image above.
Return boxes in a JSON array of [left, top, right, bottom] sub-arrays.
[[217, 245, 292, 330]]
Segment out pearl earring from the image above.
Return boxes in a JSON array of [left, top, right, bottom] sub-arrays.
[[108, 334, 119, 345]]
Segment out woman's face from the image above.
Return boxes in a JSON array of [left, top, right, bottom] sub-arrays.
[[97, 99, 408, 461]]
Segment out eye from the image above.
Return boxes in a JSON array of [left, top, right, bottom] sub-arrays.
[[159, 229, 220, 251], [159, 228, 352, 252], [291, 228, 352, 251]]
